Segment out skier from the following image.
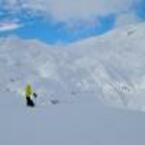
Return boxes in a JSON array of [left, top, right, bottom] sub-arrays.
[[25, 84, 37, 107]]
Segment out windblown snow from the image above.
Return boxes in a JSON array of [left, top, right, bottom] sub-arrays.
[[1, 22, 145, 145]]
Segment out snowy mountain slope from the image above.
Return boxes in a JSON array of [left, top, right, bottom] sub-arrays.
[[1, 22, 145, 145], [1, 22, 145, 111], [67, 22, 145, 110]]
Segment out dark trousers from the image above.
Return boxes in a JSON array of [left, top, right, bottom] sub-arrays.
[[26, 96, 35, 107]]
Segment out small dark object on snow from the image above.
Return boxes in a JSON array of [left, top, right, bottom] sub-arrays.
[[33, 92, 38, 98], [26, 96, 35, 107], [50, 99, 59, 105], [10, 78, 15, 82]]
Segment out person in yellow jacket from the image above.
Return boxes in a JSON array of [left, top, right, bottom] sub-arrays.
[[25, 84, 37, 107]]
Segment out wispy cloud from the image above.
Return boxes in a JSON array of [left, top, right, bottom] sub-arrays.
[[0, 22, 22, 32], [1, 0, 141, 22]]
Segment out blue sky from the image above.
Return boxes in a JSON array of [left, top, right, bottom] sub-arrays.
[[14, 14, 115, 43], [135, 0, 145, 19], [0, 0, 145, 44]]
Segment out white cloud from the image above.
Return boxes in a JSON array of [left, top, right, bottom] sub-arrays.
[[0, 22, 22, 32], [24, 0, 138, 22], [1, 0, 140, 22]]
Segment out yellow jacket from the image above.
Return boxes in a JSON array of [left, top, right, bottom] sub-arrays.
[[25, 84, 33, 99]]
